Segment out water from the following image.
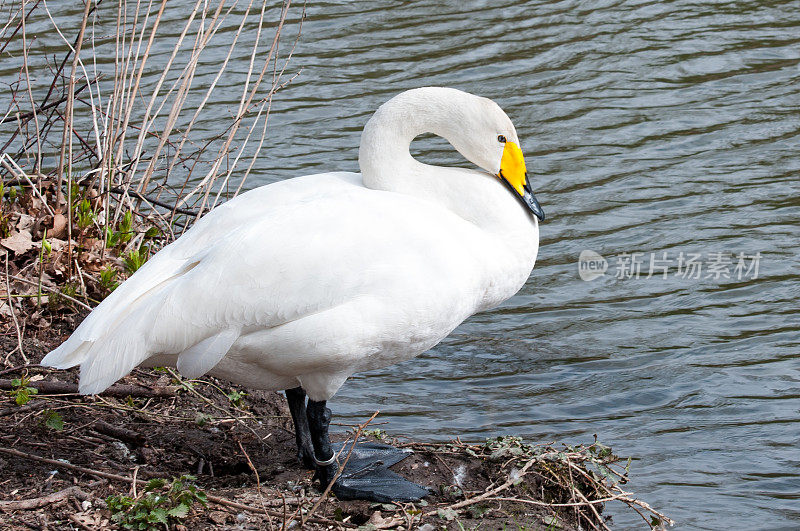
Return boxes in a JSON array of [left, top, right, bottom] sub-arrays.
[[4, 1, 800, 528]]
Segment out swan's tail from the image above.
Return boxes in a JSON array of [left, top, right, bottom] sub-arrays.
[[41, 307, 155, 395], [41, 256, 238, 394], [40, 255, 190, 394]]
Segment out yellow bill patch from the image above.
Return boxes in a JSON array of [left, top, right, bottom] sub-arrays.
[[498, 141, 527, 195]]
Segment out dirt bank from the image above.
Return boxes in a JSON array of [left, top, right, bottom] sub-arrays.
[[0, 316, 670, 530]]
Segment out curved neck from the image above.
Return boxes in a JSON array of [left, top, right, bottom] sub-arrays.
[[356, 89, 538, 265], [359, 89, 468, 190]]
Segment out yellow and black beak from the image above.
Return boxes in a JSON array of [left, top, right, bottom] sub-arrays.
[[497, 141, 545, 221]]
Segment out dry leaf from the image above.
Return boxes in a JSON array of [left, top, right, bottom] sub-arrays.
[[208, 511, 229, 524], [1, 230, 34, 255], [368, 511, 384, 525], [51, 213, 67, 239], [16, 213, 35, 231], [45, 238, 67, 252]]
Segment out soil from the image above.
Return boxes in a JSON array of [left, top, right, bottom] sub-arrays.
[[0, 313, 611, 531]]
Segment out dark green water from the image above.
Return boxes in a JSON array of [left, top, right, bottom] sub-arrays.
[[5, 1, 800, 528]]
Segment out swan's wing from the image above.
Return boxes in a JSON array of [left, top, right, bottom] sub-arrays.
[[41, 173, 362, 380], [49, 172, 487, 395]]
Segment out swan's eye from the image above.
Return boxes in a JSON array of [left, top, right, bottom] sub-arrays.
[[497, 135, 507, 143]]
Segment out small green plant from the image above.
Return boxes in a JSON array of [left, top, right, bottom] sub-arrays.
[[63, 282, 79, 298], [75, 198, 96, 229], [482, 435, 532, 461], [118, 211, 134, 244], [0, 182, 12, 238], [226, 389, 246, 408], [106, 211, 135, 248], [106, 475, 207, 529], [42, 409, 64, 431], [361, 428, 386, 440], [48, 281, 81, 310], [124, 245, 149, 274], [104, 225, 120, 247], [7, 375, 38, 405], [195, 413, 213, 426], [100, 267, 120, 292], [7, 184, 18, 201]]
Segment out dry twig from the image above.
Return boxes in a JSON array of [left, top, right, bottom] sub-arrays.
[[0, 485, 90, 511], [0, 378, 176, 398]]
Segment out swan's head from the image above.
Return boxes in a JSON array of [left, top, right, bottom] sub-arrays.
[[439, 91, 546, 221], [361, 87, 546, 221]]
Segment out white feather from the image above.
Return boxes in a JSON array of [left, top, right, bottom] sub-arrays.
[[177, 328, 240, 379]]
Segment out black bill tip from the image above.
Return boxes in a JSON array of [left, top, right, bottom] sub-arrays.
[[523, 184, 545, 221]]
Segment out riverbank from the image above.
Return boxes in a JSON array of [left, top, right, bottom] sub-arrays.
[[0, 325, 670, 530]]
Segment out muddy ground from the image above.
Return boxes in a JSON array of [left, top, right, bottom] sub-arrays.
[[0, 314, 648, 530]]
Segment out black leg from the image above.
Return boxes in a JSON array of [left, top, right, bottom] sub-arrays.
[[285, 387, 315, 469], [306, 398, 337, 488], [301, 399, 431, 502]]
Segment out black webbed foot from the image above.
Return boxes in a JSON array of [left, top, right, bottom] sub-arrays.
[[325, 441, 432, 503], [298, 393, 430, 502]]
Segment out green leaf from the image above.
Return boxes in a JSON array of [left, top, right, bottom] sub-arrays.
[[120, 211, 132, 232], [146, 478, 166, 491], [333, 507, 344, 521], [195, 413, 213, 426], [118, 211, 133, 244], [100, 267, 119, 292], [167, 503, 190, 519], [104, 226, 120, 248], [437, 508, 458, 521], [123, 246, 150, 274], [149, 507, 168, 524], [226, 389, 246, 407], [194, 490, 207, 506], [43, 410, 64, 431], [13, 385, 37, 406]]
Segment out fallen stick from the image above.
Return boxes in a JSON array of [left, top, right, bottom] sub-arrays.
[[0, 364, 38, 377], [0, 402, 44, 418], [92, 420, 145, 445], [0, 379, 176, 398], [0, 447, 353, 527], [0, 485, 90, 511]]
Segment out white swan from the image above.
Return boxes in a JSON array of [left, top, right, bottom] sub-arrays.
[[42, 87, 544, 501]]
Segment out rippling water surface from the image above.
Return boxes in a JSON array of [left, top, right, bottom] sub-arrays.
[[6, 1, 800, 528]]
